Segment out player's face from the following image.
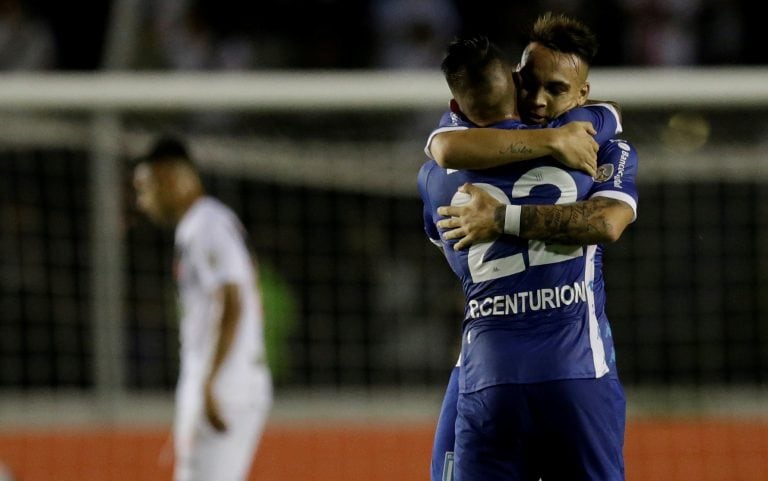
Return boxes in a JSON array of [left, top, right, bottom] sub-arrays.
[[133, 163, 174, 226], [514, 42, 590, 125]]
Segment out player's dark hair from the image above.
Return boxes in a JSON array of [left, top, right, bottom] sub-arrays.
[[441, 36, 510, 95], [529, 12, 598, 65], [140, 135, 196, 168]]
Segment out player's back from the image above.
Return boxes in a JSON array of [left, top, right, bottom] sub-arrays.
[[419, 156, 596, 320], [418, 157, 610, 390]]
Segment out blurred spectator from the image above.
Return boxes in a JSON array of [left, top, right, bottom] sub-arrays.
[[0, 0, 55, 70], [140, 0, 314, 70], [144, 0, 258, 70], [448, 0, 625, 66], [138, 0, 272, 130], [8, 0, 763, 72], [370, 0, 459, 69], [619, 0, 702, 65]]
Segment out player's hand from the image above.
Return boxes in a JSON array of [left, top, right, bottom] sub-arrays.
[[204, 381, 227, 433], [436, 183, 504, 250], [550, 122, 598, 177]]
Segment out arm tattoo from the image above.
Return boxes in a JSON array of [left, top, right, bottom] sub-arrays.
[[519, 197, 623, 244], [500, 141, 533, 156]]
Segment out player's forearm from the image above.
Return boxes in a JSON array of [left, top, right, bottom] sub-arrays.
[[431, 129, 555, 169], [498, 197, 633, 244], [208, 283, 241, 381]]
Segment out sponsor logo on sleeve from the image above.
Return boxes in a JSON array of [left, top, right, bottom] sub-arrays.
[[613, 141, 630, 188]]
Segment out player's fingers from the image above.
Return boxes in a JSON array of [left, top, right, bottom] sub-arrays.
[[208, 411, 227, 432], [576, 120, 597, 136], [216, 418, 227, 432], [453, 235, 473, 251], [437, 205, 460, 217], [442, 227, 465, 241], [436, 216, 459, 229], [460, 183, 480, 195]]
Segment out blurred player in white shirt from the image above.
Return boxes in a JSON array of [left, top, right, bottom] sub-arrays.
[[133, 136, 272, 481]]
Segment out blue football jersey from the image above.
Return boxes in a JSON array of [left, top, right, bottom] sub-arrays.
[[417, 112, 638, 392]]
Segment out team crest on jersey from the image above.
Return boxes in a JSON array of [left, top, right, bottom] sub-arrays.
[[594, 163, 615, 182]]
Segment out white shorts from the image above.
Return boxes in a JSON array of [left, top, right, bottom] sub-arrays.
[[174, 370, 272, 481]]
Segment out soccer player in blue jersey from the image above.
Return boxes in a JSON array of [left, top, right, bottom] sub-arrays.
[[420, 13, 638, 481]]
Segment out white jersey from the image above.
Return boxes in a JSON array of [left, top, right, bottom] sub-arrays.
[[173, 196, 272, 481], [174, 196, 269, 405]]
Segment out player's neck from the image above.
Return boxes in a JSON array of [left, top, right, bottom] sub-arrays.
[[174, 190, 205, 224]]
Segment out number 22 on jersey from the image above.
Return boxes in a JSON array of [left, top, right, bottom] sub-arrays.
[[452, 166, 585, 283]]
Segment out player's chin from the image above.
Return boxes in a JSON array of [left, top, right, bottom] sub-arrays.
[[521, 113, 547, 125]]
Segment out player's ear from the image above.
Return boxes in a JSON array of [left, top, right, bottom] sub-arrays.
[[172, 164, 199, 197], [449, 98, 461, 114], [577, 81, 590, 106]]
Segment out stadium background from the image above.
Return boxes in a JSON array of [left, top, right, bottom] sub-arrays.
[[2, 1, 768, 480]]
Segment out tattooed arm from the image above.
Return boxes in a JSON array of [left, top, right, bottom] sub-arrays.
[[430, 122, 599, 176], [511, 197, 632, 244], [436, 183, 634, 251]]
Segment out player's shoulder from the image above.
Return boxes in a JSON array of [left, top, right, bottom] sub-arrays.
[[600, 138, 638, 157], [555, 103, 623, 137], [555, 103, 611, 121], [197, 196, 235, 221], [578, 102, 621, 120], [189, 197, 242, 236]]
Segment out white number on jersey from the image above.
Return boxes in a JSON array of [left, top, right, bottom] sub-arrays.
[[455, 166, 584, 283]]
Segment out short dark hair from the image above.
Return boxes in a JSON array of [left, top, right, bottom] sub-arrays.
[[146, 135, 190, 161], [139, 135, 196, 168], [441, 36, 510, 95], [529, 12, 598, 65]]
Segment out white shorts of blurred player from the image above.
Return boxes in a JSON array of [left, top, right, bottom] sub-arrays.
[[173, 368, 273, 481]]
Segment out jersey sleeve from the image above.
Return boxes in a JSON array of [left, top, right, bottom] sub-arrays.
[[191, 216, 248, 292], [552, 103, 623, 146], [417, 161, 442, 246], [589, 139, 639, 221], [423, 110, 472, 160]]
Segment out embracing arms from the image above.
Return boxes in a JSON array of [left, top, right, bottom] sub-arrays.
[[430, 122, 600, 176], [428, 103, 622, 177], [436, 183, 635, 250]]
